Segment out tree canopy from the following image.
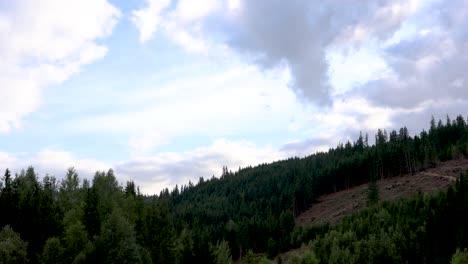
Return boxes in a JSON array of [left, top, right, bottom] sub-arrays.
[[1, 114, 468, 263]]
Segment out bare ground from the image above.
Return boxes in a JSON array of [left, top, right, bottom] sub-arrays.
[[296, 158, 468, 227], [270, 159, 468, 263]]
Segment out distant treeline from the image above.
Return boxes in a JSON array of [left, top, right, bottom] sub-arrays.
[[0, 115, 467, 263]]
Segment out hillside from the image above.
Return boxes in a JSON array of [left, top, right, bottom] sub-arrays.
[[1, 115, 468, 263], [296, 158, 468, 226], [276, 169, 468, 263], [267, 159, 468, 263]]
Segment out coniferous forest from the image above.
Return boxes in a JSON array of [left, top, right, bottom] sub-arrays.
[[1, 115, 468, 264]]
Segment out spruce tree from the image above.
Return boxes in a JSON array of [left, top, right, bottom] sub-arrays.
[[367, 168, 379, 206]]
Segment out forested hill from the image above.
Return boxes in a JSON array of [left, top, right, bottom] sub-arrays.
[[163, 115, 468, 260], [1, 115, 468, 264]]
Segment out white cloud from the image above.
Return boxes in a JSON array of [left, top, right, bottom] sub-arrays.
[[279, 96, 421, 156], [0, 139, 283, 195], [0, 0, 120, 133], [30, 150, 110, 179], [163, 22, 210, 53], [131, 0, 222, 53], [326, 42, 391, 95], [227, 0, 241, 13], [66, 63, 297, 157], [129, 0, 467, 113], [223, 0, 427, 106], [0, 152, 18, 171], [348, 0, 468, 110], [129, 0, 468, 115], [172, 0, 221, 22], [115, 138, 284, 194], [0, 149, 109, 183], [131, 0, 171, 43], [130, 0, 426, 106], [2, 0, 466, 197]]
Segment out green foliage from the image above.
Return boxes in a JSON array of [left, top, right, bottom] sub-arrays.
[[83, 186, 100, 239], [367, 170, 379, 206], [176, 228, 194, 263], [289, 254, 301, 264], [210, 240, 232, 264], [140, 201, 177, 264], [451, 248, 468, 264], [59, 167, 81, 213], [63, 221, 89, 262], [0, 225, 28, 264], [288, 252, 319, 264], [289, 172, 468, 263], [0, 114, 467, 263], [300, 251, 319, 264], [266, 238, 278, 258], [257, 255, 272, 264], [97, 209, 146, 264], [41, 237, 63, 264], [243, 249, 257, 264], [164, 115, 468, 259]]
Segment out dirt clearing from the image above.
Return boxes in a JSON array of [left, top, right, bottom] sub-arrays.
[[296, 159, 468, 227]]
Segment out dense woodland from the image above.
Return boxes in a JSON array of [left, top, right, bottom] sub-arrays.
[[1, 115, 468, 263], [284, 172, 468, 264]]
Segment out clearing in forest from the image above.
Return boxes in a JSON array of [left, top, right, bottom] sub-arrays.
[[295, 158, 468, 226]]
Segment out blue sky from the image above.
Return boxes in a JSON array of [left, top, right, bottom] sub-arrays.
[[1, 0, 468, 194]]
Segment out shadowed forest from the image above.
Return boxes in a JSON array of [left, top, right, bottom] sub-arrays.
[[1, 115, 468, 263]]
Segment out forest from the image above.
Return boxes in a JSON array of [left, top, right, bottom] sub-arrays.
[[1, 115, 468, 264]]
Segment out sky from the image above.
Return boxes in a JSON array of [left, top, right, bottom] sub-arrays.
[[1, 0, 468, 194]]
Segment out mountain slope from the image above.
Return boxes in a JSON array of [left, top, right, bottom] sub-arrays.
[[296, 158, 468, 226]]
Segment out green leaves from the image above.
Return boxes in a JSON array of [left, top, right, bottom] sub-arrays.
[[451, 248, 468, 264], [97, 209, 145, 264], [0, 114, 467, 263], [210, 240, 232, 264], [41, 237, 63, 264], [0, 225, 28, 264]]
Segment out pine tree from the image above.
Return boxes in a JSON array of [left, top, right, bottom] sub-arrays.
[[367, 168, 379, 206], [0, 225, 28, 263]]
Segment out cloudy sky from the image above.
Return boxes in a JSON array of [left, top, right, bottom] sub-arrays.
[[1, 0, 467, 194]]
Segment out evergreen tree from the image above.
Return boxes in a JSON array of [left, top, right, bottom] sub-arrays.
[[0, 225, 28, 264], [83, 187, 100, 239], [367, 167, 379, 206], [210, 240, 232, 264], [451, 248, 468, 264]]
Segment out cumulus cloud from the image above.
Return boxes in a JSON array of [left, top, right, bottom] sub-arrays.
[[0, 140, 284, 195], [213, 0, 468, 140], [131, 0, 221, 53], [0, 137, 285, 195], [130, 0, 468, 110], [131, 0, 171, 43], [130, 0, 468, 117], [0, 152, 18, 171], [352, 0, 468, 109], [29, 150, 110, 180], [225, 0, 429, 106], [280, 96, 397, 156], [131, 0, 421, 105], [3, 0, 466, 196], [0, 0, 120, 132], [0, 150, 109, 183], [390, 99, 468, 135]]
